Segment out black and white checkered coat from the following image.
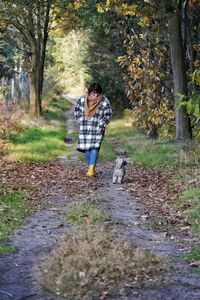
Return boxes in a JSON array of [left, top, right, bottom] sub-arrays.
[[74, 95, 112, 152]]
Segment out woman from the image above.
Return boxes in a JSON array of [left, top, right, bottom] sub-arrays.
[[74, 82, 112, 177]]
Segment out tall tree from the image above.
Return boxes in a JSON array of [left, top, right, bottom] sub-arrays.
[[164, 0, 192, 140], [1, 0, 53, 116], [102, 0, 193, 139]]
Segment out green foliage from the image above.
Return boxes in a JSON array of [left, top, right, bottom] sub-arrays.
[[53, 0, 130, 110], [0, 28, 16, 79], [1, 0, 199, 137], [46, 32, 90, 95], [178, 70, 200, 139], [116, 2, 175, 137], [83, 10, 129, 111], [0, 189, 27, 254], [0, 0, 69, 116]]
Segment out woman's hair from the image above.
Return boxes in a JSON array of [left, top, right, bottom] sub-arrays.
[[88, 82, 103, 95]]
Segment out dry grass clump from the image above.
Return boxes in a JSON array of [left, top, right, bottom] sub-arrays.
[[0, 98, 24, 139], [177, 142, 200, 165], [0, 140, 11, 156], [66, 201, 106, 226], [38, 227, 167, 299], [0, 98, 25, 157]]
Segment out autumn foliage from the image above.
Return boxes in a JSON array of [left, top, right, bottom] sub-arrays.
[[119, 43, 175, 137], [0, 99, 24, 155]]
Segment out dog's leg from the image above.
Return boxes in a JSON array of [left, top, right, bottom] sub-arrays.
[[113, 175, 117, 184], [117, 176, 122, 184]]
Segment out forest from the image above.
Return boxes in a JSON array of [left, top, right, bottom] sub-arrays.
[[0, 0, 199, 141], [0, 1, 200, 299]]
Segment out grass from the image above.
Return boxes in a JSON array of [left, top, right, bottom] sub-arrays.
[[99, 138, 116, 161], [177, 187, 200, 235], [43, 96, 73, 121], [0, 189, 27, 254], [7, 96, 72, 162], [66, 201, 106, 226], [9, 127, 66, 162], [0, 245, 18, 254], [38, 227, 167, 300], [184, 247, 200, 274], [176, 187, 200, 271], [105, 114, 182, 168]]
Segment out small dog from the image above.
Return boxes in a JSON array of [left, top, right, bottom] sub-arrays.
[[112, 157, 127, 184]]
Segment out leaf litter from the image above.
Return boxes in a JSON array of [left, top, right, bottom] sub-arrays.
[[0, 157, 200, 299]]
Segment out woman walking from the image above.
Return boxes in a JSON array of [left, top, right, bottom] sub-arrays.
[[74, 82, 112, 177]]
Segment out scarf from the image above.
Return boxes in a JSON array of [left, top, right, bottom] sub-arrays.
[[84, 93, 102, 119]]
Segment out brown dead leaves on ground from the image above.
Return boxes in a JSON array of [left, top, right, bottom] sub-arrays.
[[125, 166, 193, 236], [0, 159, 100, 210], [0, 158, 198, 236]]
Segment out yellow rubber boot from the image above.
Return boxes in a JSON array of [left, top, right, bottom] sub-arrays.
[[87, 165, 95, 177]]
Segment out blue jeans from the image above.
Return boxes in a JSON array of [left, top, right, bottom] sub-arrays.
[[85, 149, 99, 166]]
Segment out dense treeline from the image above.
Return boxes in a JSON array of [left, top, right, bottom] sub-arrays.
[[0, 0, 199, 140]]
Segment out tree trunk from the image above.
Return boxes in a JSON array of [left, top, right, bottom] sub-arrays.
[[168, 6, 192, 140], [28, 1, 52, 117], [29, 49, 41, 117], [29, 72, 37, 117], [39, 0, 51, 103]]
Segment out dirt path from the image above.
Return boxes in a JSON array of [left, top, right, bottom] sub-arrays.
[[0, 195, 68, 300], [0, 102, 200, 300], [96, 168, 200, 299]]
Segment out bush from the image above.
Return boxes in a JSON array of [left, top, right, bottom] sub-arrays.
[[0, 98, 25, 140]]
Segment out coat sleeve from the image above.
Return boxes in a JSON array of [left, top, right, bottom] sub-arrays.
[[74, 98, 83, 124], [99, 100, 112, 129]]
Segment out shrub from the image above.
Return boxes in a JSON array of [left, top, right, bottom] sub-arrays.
[[0, 98, 25, 140]]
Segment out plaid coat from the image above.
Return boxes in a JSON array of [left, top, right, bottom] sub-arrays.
[[74, 95, 112, 152]]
